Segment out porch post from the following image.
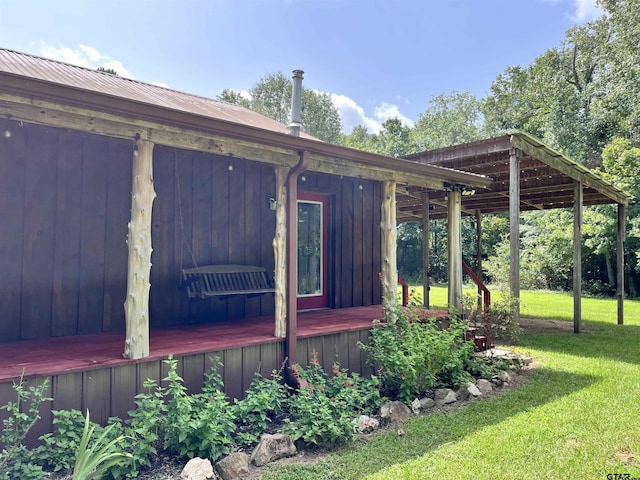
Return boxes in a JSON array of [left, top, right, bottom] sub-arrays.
[[273, 165, 289, 338], [123, 137, 156, 360], [573, 180, 583, 333], [422, 191, 430, 308], [617, 203, 626, 325], [509, 148, 521, 323], [447, 187, 462, 311], [381, 181, 398, 310], [476, 210, 483, 310]]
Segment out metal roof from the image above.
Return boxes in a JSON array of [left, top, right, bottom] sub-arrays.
[[397, 132, 631, 222], [0, 48, 491, 191], [0, 48, 316, 139]]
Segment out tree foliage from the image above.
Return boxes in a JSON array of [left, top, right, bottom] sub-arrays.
[[218, 72, 342, 144]]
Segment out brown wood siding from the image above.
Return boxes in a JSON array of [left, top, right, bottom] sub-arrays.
[[0, 120, 131, 342], [0, 121, 381, 343], [299, 172, 382, 308], [150, 146, 278, 326]]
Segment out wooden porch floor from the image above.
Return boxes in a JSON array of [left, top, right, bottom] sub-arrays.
[[0, 305, 447, 382]]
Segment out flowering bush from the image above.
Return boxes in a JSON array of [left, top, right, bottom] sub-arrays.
[[281, 352, 384, 446]]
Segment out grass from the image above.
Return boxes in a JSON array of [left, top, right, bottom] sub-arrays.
[[260, 288, 640, 479]]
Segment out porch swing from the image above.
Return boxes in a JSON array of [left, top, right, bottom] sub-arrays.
[[174, 152, 275, 300]]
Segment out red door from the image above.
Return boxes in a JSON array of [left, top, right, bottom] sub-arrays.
[[296, 193, 329, 310]]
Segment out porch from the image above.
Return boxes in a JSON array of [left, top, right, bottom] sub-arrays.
[[0, 305, 447, 442]]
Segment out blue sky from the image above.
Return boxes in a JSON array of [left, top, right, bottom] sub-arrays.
[[0, 0, 602, 134]]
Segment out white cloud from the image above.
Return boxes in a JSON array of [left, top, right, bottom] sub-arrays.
[[329, 93, 414, 134], [374, 103, 415, 129], [151, 81, 171, 88], [40, 44, 133, 78], [572, 0, 603, 21]]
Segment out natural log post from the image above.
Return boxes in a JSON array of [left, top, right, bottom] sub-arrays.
[[573, 181, 583, 333], [422, 191, 430, 308], [123, 138, 156, 360], [509, 148, 521, 323], [447, 187, 462, 311], [273, 165, 289, 338], [617, 203, 626, 325], [381, 181, 398, 310]]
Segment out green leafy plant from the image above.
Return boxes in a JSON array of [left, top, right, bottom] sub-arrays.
[[123, 378, 167, 474], [72, 409, 132, 480], [232, 367, 290, 446], [0, 375, 51, 480], [360, 304, 474, 403], [163, 355, 236, 461], [282, 352, 383, 447], [38, 409, 90, 473], [462, 292, 523, 345]]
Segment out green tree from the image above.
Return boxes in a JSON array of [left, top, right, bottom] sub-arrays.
[[412, 91, 486, 150], [217, 72, 343, 144]]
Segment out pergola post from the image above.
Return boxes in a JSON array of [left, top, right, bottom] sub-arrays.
[[447, 187, 462, 312], [381, 181, 398, 310], [422, 191, 430, 308], [509, 148, 521, 323], [573, 181, 583, 333], [123, 137, 156, 360], [273, 165, 289, 338], [617, 203, 626, 325]]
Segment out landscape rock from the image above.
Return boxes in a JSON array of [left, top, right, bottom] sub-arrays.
[[181, 457, 215, 480], [466, 382, 483, 397], [215, 452, 249, 480], [353, 414, 380, 434], [434, 388, 457, 405], [380, 400, 412, 422], [477, 378, 493, 395], [250, 433, 296, 467], [491, 376, 504, 387], [456, 385, 470, 401], [411, 398, 421, 414], [498, 370, 512, 383], [419, 397, 436, 409]]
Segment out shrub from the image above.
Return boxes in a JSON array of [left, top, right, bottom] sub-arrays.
[[163, 355, 236, 461], [360, 304, 474, 403], [462, 293, 523, 345], [0, 376, 51, 480], [281, 353, 382, 446], [232, 367, 290, 446]]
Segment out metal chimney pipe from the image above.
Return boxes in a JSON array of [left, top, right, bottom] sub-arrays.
[[288, 69, 304, 136]]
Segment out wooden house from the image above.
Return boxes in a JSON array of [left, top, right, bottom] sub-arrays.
[[0, 49, 491, 436]]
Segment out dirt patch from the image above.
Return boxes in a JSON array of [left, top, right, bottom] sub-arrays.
[[518, 317, 590, 335]]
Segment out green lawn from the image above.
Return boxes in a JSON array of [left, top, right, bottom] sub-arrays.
[[261, 288, 640, 479]]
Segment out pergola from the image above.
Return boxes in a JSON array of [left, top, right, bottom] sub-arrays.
[[399, 132, 631, 331]]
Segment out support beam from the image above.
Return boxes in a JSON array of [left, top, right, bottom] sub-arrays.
[[273, 166, 289, 338], [476, 210, 483, 311], [509, 149, 521, 322], [422, 191, 430, 309], [381, 181, 398, 310], [123, 138, 156, 360], [617, 203, 626, 325], [447, 187, 462, 312], [573, 181, 583, 333]]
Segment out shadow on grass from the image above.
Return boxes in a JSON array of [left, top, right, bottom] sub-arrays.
[[261, 367, 598, 480], [518, 319, 640, 366]]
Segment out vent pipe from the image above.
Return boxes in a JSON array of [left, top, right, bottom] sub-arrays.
[[288, 69, 304, 136]]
